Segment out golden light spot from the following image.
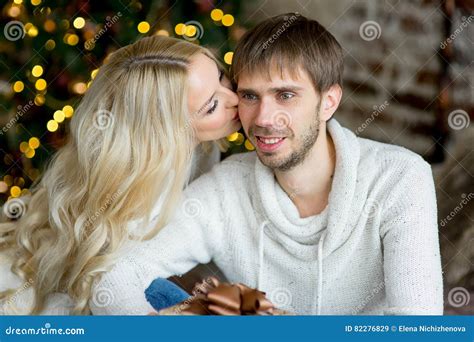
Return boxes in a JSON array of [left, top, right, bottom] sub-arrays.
[[185, 25, 197, 37], [13, 81, 24, 93], [34, 94, 45, 106], [31, 0, 42, 5], [35, 78, 47, 91], [45, 39, 55, 50], [66, 34, 79, 46], [90, 69, 99, 79], [28, 137, 40, 149], [13, 0, 22, 4], [245, 139, 255, 151], [53, 110, 65, 122], [0, 181, 8, 193], [155, 29, 169, 36], [10, 186, 21, 198], [174, 23, 186, 35], [8, 6, 21, 17], [4, 175, 13, 186], [222, 14, 234, 27], [43, 19, 56, 32], [19, 141, 29, 153], [227, 132, 239, 142], [235, 133, 245, 145], [73, 17, 85, 29], [62, 105, 74, 118], [31, 65, 43, 77], [47, 120, 58, 132], [137, 21, 150, 34], [25, 148, 35, 158], [72, 82, 87, 94], [224, 52, 233, 65], [27, 26, 39, 37], [210, 9, 224, 21]]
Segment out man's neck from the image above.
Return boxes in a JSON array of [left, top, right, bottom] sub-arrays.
[[275, 125, 336, 218]]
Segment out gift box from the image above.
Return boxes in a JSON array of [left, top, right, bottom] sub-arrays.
[[158, 277, 293, 316]]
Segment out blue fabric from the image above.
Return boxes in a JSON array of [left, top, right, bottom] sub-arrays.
[[145, 278, 190, 311]]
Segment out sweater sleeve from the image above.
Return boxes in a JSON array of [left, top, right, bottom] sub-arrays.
[[380, 158, 444, 315], [90, 170, 226, 315]]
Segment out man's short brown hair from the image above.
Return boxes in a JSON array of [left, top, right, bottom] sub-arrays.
[[231, 13, 344, 93]]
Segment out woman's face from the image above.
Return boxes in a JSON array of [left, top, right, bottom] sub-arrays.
[[187, 53, 241, 143]]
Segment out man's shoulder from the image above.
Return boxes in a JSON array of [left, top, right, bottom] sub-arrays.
[[357, 136, 430, 172]]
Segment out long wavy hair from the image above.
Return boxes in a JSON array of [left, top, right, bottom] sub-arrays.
[[0, 36, 219, 314]]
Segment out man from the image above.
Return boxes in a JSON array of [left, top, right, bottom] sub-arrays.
[[92, 13, 443, 315]]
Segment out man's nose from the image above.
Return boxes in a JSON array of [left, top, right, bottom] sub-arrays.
[[254, 98, 279, 127]]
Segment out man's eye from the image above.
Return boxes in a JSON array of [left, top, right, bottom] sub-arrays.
[[280, 92, 294, 100], [242, 94, 257, 101]]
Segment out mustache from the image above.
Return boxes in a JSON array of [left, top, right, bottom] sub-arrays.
[[249, 125, 294, 137]]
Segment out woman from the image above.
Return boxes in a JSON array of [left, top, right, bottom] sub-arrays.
[[0, 35, 240, 315]]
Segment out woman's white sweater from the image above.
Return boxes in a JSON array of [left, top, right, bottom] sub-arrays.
[[90, 119, 444, 315]]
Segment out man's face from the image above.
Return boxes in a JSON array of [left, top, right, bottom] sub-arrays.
[[237, 66, 322, 172]]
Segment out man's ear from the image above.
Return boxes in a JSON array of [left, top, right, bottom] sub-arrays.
[[320, 84, 342, 121]]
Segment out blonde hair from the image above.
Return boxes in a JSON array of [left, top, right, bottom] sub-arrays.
[[0, 36, 219, 314]]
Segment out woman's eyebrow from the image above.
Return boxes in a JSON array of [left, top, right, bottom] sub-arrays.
[[197, 92, 215, 114]]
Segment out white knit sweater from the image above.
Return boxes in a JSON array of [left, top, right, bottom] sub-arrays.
[[90, 119, 444, 315]]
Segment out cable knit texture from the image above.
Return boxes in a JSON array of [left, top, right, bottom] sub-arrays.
[[90, 119, 443, 315]]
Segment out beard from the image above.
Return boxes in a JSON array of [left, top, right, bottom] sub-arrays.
[[250, 102, 322, 172]]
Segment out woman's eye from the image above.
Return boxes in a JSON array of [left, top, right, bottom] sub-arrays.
[[206, 99, 218, 115], [280, 92, 294, 100]]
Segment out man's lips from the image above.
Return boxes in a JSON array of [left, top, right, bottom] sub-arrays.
[[255, 135, 286, 152]]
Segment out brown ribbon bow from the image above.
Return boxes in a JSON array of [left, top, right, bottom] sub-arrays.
[[180, 277, 275, 315]]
